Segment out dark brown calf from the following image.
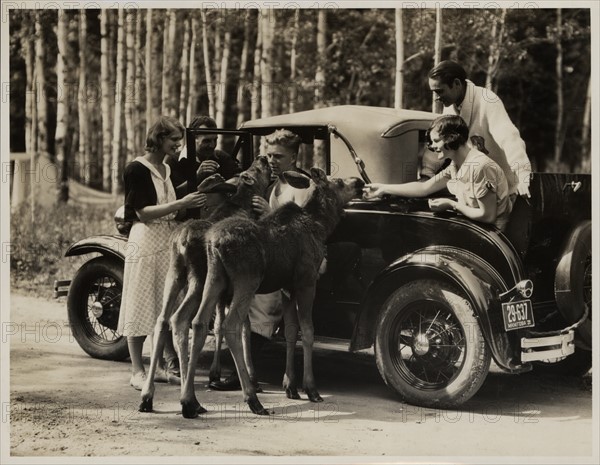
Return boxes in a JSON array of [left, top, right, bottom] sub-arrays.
[[139, 156, 272, 414], [180, 168, 364, 418]]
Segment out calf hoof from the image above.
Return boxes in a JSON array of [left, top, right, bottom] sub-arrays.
[[181, 400, 207, 419], [247, 398, 270, 416], [305, 389, 324, 403], [285, 387, 300, 400], [138, 397, 153, 413]]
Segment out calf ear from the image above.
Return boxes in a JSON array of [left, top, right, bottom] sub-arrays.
[[310, 167, 327, 183], [283, 171, 311, 189], [197, 173, 226, 192], [240, 172, 255, 185]]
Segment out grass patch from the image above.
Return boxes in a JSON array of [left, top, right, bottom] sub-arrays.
[[10, 200, 123, 297]]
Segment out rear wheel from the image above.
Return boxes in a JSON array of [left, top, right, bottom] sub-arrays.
[[375, 279, 491, 408], [67, 257, 128, 360]]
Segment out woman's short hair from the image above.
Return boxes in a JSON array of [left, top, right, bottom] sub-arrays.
[[145, 116, 185, 152], [265, 129, 301, 153], [428, 60, 467, 87], [430, 114, 469, 150]]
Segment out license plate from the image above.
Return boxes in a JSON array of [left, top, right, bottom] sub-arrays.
[[502, 299, 535, 331]]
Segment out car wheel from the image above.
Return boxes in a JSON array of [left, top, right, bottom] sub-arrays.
[[67, 256, 129, 361], [375, 279, 491, 408]]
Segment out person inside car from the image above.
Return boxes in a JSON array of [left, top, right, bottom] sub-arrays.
[[363, 114, 513, 231]]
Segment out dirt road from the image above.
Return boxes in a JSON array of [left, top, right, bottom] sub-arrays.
[[4, 292, 596, 461]]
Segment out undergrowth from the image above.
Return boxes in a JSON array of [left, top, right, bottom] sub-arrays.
[[10, 201, 122, 297]]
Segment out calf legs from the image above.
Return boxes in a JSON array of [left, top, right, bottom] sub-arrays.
[[221, 280, 269, 415], [282, 285, 323, 403]]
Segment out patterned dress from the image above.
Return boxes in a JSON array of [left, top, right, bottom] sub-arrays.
[[117, 157, 179, 337], [440, 149, 512, 231]]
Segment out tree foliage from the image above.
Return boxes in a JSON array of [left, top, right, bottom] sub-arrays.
[[8, 7, 592, 200]]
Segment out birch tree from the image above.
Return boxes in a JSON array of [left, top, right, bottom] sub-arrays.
[[314, 10, 326, 109], [580, 76, 591, 166], [161, 11, 172, 116], [201, 9, 215, 118], [55, 10, 73, 201], [78, 9, 89, 183], [251, 16, 262, 122], [179, 16, 191, 123], [34, 11, 48, 155], [101, 9, 113, 191], [236, 10, 253, 127], [394, 8, 404, 109], [554, 8, 564, 165], [145, 9, 155, 127], [260, 9, 275, 118], [485, 9, 507, 92], [432, 7, 443, 114], [135, 9, 145, 156], [215, 21, 232, 138], [111, 9, 125, 195], [124, 10, 137, 163], [187, 12, 200, 124], [288, 9, 300, 114]]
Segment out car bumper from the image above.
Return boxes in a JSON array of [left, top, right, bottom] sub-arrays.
[[520, 330, 575, 363]]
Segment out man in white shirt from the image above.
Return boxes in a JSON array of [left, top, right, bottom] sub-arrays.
[[428, 60, 532, 198]]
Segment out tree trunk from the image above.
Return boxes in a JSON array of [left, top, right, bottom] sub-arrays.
[[314, 10, 326, 109], [161, 11, 171, 116], [580, 75, 591, 167], [215, 28, 231, 138], [55, 10, 72, 202], [78, 9, 89, 183], [124, 10, 137, 163], [554, 8, 564, 165], [144, 8, 157, 132], [201, 9, 215, 118], [251, 15, 262, 122], [288, 9, 300, 114], [260, 9, 274, 119], [187, 12, 200, 124], [101, 9, 113, 191], [394, 8, 404, 109], [236, 11, 252, 128], [432, 7, 443, 114], [179, 16, 191, 123], [485, 9, 507, 92], [111, 9, 126, 195], [13, 14, 35, 210], [135, 9, 145, 158], [34, 11, 48, 156]]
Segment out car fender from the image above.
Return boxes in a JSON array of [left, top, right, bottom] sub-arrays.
[[350, 246, 525, 372], [65, 235, 128, 263]]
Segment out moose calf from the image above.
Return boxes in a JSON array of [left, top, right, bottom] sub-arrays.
[[179, 167, 364, 418]]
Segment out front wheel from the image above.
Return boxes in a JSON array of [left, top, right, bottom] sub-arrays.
[[375, 279, 491, 408], [67, 256, 129, 360]]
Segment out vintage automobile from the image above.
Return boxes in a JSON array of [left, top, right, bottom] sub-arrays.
[[55, 105, 592, 408]]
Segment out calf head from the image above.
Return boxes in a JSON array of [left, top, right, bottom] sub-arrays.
[[284, 167, 364, 234], [235, 155, 273, 198]]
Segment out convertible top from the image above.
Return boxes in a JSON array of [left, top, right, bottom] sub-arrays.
[[241, 105, 436, 183], [240, 105, 436, 139]]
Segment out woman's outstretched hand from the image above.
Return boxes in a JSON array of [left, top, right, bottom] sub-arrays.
[[428, 198, 455, 212], [363, 183, 385, 200]]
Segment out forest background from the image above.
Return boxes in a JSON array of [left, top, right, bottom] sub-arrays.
[[8, 6, 592, 199]]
